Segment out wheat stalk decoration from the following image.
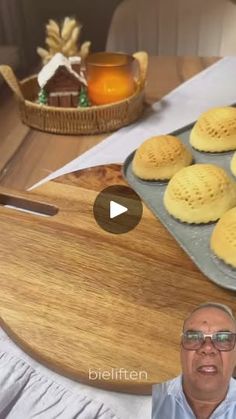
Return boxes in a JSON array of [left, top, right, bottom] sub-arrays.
[[37, 17, 91, 64]]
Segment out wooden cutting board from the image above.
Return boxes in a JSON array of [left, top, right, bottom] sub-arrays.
[[0, 164, 236, 395]]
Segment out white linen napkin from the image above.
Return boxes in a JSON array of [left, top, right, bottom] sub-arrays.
[[30, 56, 236, 190]]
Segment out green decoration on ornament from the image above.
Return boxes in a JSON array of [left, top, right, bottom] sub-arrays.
[[78, 86, 90, 107], [38, 88, 48, 105]]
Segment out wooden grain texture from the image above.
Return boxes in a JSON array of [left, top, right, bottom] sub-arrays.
[[0, 56, 231, 395], [0, 56, 218, 190], [0, 165, 236, 395]]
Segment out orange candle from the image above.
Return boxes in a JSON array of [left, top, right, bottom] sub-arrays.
[[86, 52, 136, 105]]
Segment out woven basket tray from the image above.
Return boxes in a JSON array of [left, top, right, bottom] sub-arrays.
[[0, 54, 147, 135]]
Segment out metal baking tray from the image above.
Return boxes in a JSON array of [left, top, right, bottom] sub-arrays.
[[123, 123, 236, 291]]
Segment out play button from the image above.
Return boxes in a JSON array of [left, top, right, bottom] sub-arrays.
[[93, 185, 143, 234], [110, 201, 128, 219]]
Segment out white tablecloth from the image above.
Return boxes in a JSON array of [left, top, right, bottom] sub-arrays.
[[0, 328, 151, 418]]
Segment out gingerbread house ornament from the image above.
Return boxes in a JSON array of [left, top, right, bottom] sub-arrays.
[[38, 53, 87, 107]]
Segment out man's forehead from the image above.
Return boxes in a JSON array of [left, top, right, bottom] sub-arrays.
[[184, 307, 236, 331]]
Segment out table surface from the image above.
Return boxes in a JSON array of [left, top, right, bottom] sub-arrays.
[[1, 56, 235, 396], [0, 56, 218, 190]]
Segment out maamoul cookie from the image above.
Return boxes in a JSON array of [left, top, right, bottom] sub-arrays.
[[210, 207, 236, 268], [132, 135, 192, 180], [164, 164, 236, 223], [190, 107, 236, 152], [230, 152, 236, 177]]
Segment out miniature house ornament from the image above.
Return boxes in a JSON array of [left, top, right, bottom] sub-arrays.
[[37, 53, 87, 107]]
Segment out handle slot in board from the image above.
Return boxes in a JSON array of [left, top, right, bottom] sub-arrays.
[[0, 193, 58, 217]]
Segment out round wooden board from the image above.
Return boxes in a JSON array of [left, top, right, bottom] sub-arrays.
[[0, 164, 236, 394]]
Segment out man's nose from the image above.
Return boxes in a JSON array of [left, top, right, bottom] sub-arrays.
[[199, 337, 218, 353]]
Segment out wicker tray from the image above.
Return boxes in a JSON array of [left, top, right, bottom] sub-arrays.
[[0, 55, 147, 135]]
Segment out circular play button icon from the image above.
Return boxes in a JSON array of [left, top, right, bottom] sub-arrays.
[[93, 185, 143, 234]]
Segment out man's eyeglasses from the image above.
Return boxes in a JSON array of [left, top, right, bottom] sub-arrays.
[[181, 330, 236, 351]]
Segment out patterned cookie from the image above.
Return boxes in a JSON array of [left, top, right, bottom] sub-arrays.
[[164, 164, 236, 223], [132, 135, 192, 180], [190, 107, 236, 152]]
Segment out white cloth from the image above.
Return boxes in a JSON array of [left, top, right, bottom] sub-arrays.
[[0, 351, 116, 419], [0, 328, 151, 419]]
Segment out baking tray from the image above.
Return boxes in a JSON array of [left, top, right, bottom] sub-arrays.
[[123, 123, 236, 291]]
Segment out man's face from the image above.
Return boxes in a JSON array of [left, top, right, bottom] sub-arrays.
[[180, 307, 236, 400]]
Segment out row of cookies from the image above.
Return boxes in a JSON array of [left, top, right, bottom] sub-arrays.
[[131, 107, 236, 269], [133, 107, 236, 181]]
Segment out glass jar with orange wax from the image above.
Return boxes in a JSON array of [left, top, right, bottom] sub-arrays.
[[86, 52, 137, 106]]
